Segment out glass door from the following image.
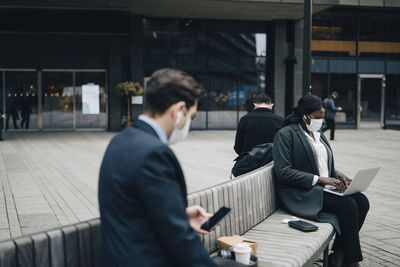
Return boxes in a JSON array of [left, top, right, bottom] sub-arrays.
[[5, 71, 38, 130], [42, 71, 74, 129], [357, 74, 385, 128]]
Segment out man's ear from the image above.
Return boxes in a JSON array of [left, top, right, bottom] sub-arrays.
[[170, 101, 186, 120]]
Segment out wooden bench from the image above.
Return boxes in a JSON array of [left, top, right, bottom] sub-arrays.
[[0, 163, 334, 267], [188, 162, 334, 267]]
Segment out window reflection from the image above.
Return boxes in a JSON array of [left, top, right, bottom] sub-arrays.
[[312, 9, 400, 59], [144, 18, 267, 130], [5, 71, 38, 130]]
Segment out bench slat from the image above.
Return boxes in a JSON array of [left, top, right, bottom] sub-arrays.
[[0, 240, 17, 267], [88, 219, 101, 267], [62, 225, 80, 267], [222, 184, 232, 237], [199, 191, 210, 252], [14, 237, 34, 267], [31, 232, 50, 267], [227, 182, 238, 235], [76, 222, 93, 267], [211, 187, 221, 240], [47, 229, 65, 267], [205, 189, 217, 252]]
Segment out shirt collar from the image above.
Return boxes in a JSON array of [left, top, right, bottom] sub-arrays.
[[254, 107, 272, 112], [138, 115, 168, 144]]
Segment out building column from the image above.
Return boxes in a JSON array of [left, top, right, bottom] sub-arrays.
[[130, 15, 144, 121], [108, 41, 122, 131], [293, 19, 305, 107], [267, 20, 288, 118]]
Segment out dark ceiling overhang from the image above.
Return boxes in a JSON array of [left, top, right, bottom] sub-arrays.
[[0, 0, 335, 21]]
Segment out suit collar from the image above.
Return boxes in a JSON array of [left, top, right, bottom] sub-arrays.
[[132, 119, 160, 140]]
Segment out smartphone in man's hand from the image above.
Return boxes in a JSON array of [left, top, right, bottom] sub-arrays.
[[200, 207, 231, 232]]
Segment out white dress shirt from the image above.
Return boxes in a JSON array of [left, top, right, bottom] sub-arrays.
[[300, 125, 329, 186]]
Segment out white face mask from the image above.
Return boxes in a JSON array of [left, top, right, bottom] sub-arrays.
[[303, 115, 323, 132], [168, 111, 191, 145]]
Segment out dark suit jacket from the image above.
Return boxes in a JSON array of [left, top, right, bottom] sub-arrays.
[[234, 108, 283, 155], [98, 119, 216, 267], [0, 105, 3, 130], [273, 123, 340, 233], [324, 97, 340, 120]]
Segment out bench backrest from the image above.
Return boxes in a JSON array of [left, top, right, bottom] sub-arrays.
[[0, 163, 275, 266], [0, 219, 101, 267], [188, 163, 276, 253]]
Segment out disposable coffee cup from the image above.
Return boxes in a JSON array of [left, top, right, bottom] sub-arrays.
[[233, 243, 251, 265]]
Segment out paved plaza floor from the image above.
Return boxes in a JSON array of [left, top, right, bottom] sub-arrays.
[[0, 124, 399, 266]]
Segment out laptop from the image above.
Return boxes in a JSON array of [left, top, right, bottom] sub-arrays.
[[324, 167, 381, 196]]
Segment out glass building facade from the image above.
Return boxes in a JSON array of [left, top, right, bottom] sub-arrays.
[[1, 5, 399, 131], [143, 18, 267, 130], [311, 8, 400, 128]]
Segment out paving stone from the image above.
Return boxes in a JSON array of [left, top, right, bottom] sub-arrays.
[[18, 214, 60, 228]]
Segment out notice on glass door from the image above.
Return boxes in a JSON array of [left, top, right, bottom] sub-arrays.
[[82, 84, 100, 114]]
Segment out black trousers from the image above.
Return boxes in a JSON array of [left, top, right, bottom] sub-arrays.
[[21, 111, 30, 129], [321, 192, 369, 262], [322, 118, 336, 140]]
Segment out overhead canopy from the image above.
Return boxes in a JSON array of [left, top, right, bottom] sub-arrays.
[[127, 0, 334, 21], [0, 0, 336, 21]]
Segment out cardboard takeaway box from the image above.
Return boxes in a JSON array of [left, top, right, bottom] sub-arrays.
[[217, 235, 258, 255]]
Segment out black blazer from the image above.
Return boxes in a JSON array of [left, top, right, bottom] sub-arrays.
[[234, 108, 283, 155], [98, 120, 216, 267], [273, 123, 340, 233]]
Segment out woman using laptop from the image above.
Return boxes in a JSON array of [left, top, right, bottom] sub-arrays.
[[273, 95, 369, 267]]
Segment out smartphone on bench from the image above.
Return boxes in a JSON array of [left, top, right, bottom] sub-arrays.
[[201, 207, 231, 232], [288, 220, 318, 232]]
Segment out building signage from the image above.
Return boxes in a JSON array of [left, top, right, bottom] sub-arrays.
[[82, 84, 100, 114]]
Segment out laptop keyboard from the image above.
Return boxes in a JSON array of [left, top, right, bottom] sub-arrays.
[[331, 188, 345, 193]]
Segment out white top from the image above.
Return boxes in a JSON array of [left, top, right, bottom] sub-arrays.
[[300, 125, 329, 186]]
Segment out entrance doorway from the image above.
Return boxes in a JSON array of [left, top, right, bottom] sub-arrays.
[[357, 74, 385, 129], [0, 69, 107, 131]]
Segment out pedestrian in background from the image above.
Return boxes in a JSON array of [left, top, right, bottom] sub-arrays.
[[0, 102, 4, 141], [234, 93, 283, 155], [322, 91, 342, 141]]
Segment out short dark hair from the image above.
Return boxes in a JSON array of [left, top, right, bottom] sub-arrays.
[[253, 93, 272, 104], [144, 69, 205, 114], [331, 91, 339, 98]]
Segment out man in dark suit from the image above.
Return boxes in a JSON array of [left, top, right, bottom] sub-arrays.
[[0, 102, 4, 141], [234, 93, 283, 155], [99, 69, 240, 267], [322, 91, 342, 141]]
